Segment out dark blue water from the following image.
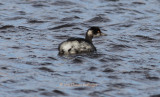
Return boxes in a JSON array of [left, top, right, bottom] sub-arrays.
[[0, 0, 160, 97]]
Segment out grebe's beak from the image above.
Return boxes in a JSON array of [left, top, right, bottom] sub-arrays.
[[100, 32, 107, 36]]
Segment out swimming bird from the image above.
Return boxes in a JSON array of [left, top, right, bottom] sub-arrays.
[[58, 27, 106, 55]]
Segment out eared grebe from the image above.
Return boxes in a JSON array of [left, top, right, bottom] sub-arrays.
[[58, 27, 106, 55]]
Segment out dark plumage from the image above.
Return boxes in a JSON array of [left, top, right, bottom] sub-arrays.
[[58, 27, 106, 55]]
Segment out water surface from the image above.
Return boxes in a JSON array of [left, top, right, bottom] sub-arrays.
[[0, 0, 160, 97]]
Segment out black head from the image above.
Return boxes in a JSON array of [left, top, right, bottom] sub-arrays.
[[85, 26, 106, 42], [87, 26, 106, 37]]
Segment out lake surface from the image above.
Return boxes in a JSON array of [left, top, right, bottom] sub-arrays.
[[0, 0, 160, 97]]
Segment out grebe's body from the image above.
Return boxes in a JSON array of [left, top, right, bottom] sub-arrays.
[[58, 27, 106, 55]]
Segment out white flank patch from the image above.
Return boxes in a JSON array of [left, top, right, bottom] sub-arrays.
[[59, 40, 94, 54]]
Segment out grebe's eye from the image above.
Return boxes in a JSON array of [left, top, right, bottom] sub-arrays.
[[97, 31, 100, 33]]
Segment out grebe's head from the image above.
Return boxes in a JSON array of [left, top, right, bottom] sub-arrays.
[[86, 26, 106, 37], [85, 27, 106, 42]]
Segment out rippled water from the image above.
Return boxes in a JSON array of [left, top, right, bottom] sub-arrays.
[[0, 0, 160, 97]]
